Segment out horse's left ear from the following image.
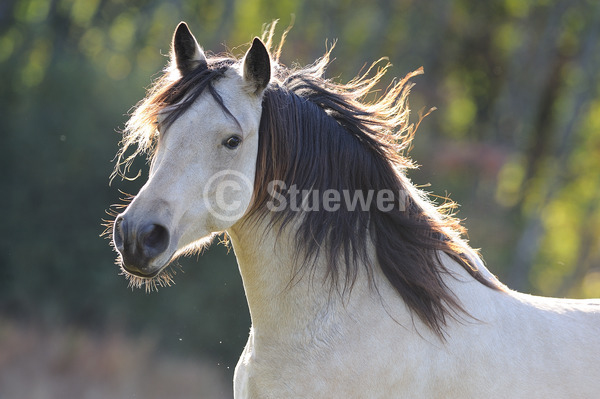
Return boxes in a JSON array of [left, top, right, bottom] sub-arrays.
[[242, 38, 271, 95]]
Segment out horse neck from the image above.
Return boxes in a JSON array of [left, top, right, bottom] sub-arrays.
[[227, 217, 405, 342]]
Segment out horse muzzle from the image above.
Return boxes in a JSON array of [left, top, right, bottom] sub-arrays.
[[113, 215, 171, 277]]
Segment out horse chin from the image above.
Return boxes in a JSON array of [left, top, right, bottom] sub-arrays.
[[120, 253, 177, 292], [174, 232, 221, 258]]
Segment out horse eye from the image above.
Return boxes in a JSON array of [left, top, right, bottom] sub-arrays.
[[223, 135, 242, 149]]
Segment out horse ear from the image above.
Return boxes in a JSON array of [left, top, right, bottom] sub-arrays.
[[172, 22, 207, 74], [242, 38, 271, 95]]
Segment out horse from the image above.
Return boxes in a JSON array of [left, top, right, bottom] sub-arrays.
[[110, 22, 600, 398]]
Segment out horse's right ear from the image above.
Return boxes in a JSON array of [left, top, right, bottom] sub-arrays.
[[172, 22, 207, 74], [242, 38, 271, 95]]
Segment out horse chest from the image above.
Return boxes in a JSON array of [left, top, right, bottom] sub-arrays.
[[232, 331, 427, 399]]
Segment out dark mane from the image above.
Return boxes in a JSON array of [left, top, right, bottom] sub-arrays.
[[117, 38, 502, 337], [250, 54, 503, 336]]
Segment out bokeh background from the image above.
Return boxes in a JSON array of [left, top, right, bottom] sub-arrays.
[[2, 0, 599, 397]]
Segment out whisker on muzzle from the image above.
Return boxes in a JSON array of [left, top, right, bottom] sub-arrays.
[[119, 261, 179, 293]]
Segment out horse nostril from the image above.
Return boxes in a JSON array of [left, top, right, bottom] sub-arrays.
[[139, 223, 169, 258], [113, 215, 126, 252]]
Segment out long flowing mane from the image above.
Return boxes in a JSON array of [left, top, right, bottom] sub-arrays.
[[117, 29, 503, 336]]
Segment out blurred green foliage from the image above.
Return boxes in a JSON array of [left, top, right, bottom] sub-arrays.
[[2, 0, 600, 384]]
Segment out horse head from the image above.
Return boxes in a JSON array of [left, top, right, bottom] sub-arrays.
[[113, 23, 270, 281]]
